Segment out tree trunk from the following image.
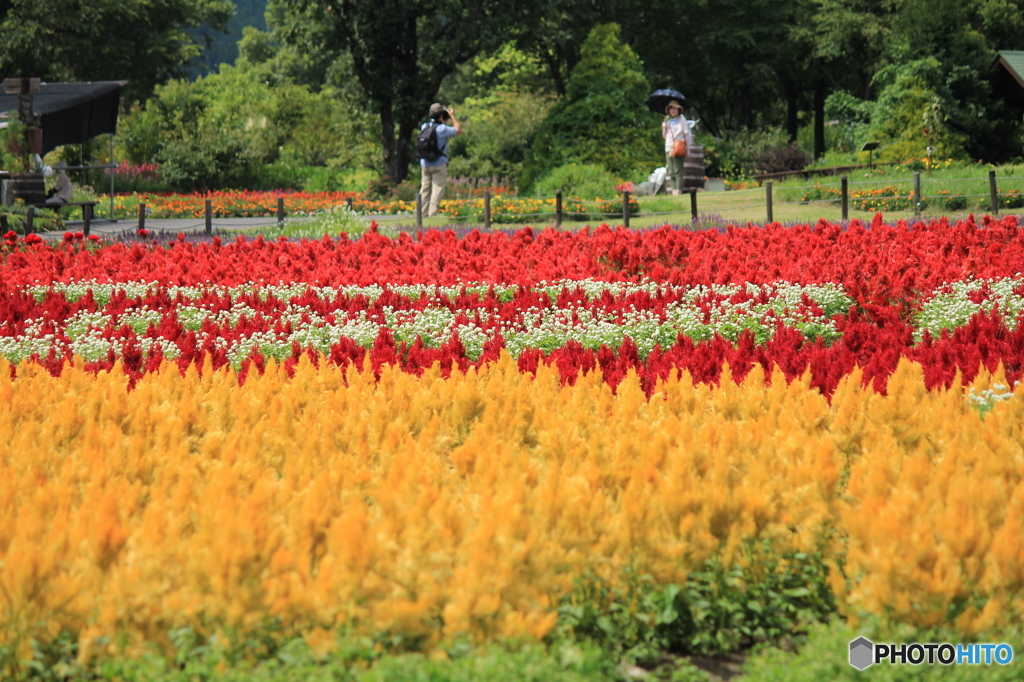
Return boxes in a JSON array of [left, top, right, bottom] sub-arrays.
[[786, 87, 799, 143], [393, 121, 415, 184], [379, 101, 399, 182], [741, 83, 753, 128], [814, 80, 825, 160], [380, 107, 418, 184], [543, 48, 567, 97]]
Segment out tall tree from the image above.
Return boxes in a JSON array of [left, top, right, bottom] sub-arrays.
[[521, 23, 659, 189], [810, 0, 896, 100], [272, 0, 541, 183], [0, 0, 233, 102]]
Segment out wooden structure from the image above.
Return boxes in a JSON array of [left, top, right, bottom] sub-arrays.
[[992, 51, 1024, 109]]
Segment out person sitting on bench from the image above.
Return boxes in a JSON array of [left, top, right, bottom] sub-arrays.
[[44, 161, 73, 205]]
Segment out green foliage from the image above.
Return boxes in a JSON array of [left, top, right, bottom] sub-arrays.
[[823, 91, 875, 155], [304, 167, 376, 194], [869, 59, 971, 163], [521, 24, 661, 191], [270, 0, 543, 183], [440, 42, 557, 184], [188, 0, 269, 78], [0, 118, 32, 174], [118, 61, 376, 192], [447, 91, 555, 182], [534, 163, 622, 200], [157, 124, 261, 192], [4, 630, 621, 681], [742, 619, 1024, 681], [266, 205, 375, 240], [556, 546, 836, 664], [701, 127, 794, 180], [443, 41, 556, 103], [0, 0, 233, 102], [0, 202, 63, 234]]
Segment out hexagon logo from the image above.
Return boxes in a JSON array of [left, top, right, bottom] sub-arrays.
[[849, 637, 874, 670]]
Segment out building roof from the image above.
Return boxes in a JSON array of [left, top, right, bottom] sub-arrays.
[[995, 51, 1024, 90], [0, 81, 127, 154]]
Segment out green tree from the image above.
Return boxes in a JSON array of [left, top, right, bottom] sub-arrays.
[[119, 59, 373, 191], [979, 0, 1024, 50], [521, 23, 659, 191], [269, 0, 542, 184], [810, 0, 895, 101], [0, 0, 232, 102], [869, 58, 971, 162], [189, 0, 269, 77], [440, 42, 556, 181]]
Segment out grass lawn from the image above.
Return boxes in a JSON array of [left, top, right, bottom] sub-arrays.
[[401, 163, 1024, 231]]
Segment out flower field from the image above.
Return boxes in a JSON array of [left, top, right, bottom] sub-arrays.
[[111, 191, 363, 219], [2, 214, 1024, 678], [108, 190, 637, 221]]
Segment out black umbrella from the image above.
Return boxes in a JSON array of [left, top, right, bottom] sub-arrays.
[[645, 89, 689, 114]]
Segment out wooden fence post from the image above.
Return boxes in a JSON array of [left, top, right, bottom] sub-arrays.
[[690, 188, 698, 222], [416, 193, 423, 229], [205, 199, 212, 236], [990, 170, 999, 214], [83, 203, 92, 237], [841, 176, 849, 221], [138, 203, 146, 231], [913, 172, 921, 218], [277, 197, 285, 227], [766, 181, 773, 223], [484, 190, 491, 230], [622, 190, 630, 228], [555, 189, 563, 228]]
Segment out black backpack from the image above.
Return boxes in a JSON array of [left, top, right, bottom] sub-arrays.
[[416, 122, 443, 162]]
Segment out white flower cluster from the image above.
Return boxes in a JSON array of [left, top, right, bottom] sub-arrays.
[[967, 382, 1019, 415], [0, 319, 55, 364], [4, 280, 855, 367], [915, 277, 1024, 342]]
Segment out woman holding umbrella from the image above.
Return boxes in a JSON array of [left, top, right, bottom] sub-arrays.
[[662, 100, 692, 195]]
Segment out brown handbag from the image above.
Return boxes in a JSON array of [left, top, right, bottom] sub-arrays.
[[670, 138, 688, 158]]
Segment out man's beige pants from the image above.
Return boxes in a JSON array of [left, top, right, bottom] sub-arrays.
[[419, 163, 448, 217]]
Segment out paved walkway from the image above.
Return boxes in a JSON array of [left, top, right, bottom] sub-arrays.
[[36, 214, 413, 240]]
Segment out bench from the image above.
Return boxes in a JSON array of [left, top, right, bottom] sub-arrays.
[[30, 201, 99, 235]]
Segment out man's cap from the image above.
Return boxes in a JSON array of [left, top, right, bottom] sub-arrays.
[[429, 103, 446, 118]]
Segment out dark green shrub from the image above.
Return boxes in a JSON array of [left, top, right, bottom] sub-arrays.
[[556, 545, 835, 665], [702, 127, 791, 180], [534, 163, 621, 201], [754, 145, 812, 174]]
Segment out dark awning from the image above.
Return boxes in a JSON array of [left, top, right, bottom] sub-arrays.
[[0, 81, 127, 154]]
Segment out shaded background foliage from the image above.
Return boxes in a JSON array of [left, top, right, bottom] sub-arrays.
[[3, 0, 1024, 192]]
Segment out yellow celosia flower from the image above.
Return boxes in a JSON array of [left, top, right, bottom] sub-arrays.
[[0, 355, 1022, 667]]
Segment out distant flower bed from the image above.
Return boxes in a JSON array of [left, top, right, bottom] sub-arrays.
[[110, 191, 639, 221], [112, 191, 362, 219]]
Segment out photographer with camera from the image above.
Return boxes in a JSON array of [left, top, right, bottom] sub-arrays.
[[417, 103, 461, 217]]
